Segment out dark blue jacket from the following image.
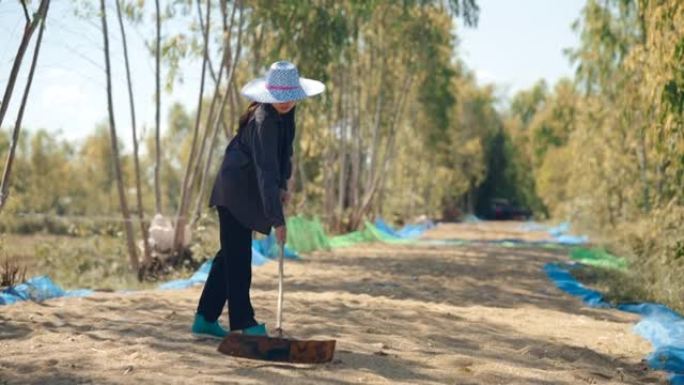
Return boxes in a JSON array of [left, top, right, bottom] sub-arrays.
[[209, 104, 295, 234]]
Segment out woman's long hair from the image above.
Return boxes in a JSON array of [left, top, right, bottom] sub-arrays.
[[237, 101, 260, 134]]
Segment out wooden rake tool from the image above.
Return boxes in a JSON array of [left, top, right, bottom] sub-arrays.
[[218, 243, 336, 363]]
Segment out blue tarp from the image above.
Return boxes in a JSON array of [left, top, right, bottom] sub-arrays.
[[547, 222, 571, 237], [2, 235, 300, 303], [543, 263, 610, 308], [619, 303, 684, 384], [252, 233, 300, 261], [520, 221, 589, 245], [554, 234, 590, 245], [158, 259, 214, 290], [520, 221, 548, 232], [408, 237, 564, 249], [0, 276, 93, 305], [545, 263, 684, 383], [157, 238, 299, 290], [463, 214, 483, 223], [374, 218, 435, 240], [376, 218, 569, 250]]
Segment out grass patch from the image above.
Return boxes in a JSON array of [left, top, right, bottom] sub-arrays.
[[1, 221, 220, 292], [571, 250, 684, 314], [571, 264, 655, 305], [570, 205, 684, 315], [0, 238, 27, 289]]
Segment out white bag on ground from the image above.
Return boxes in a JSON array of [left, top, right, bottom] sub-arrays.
[[148, 214, 191, 252]]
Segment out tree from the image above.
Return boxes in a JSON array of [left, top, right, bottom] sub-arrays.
[[154, 0, 163, 214], [100, 0, 139, 272], [172, 0, 212, 253], [192, 0, 246, 226], [0, 1, 50, 130], [115, 0, 152, 266], [0, 0, 50, 214]]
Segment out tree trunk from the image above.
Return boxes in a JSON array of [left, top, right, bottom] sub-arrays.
[[351, 74, 412, 228], [154, 0, 163, 214], [363, 29, 386, 200], [365, 86, 383, 197], [197, 0, 219, 85], [173, 0, 212, 252], [220, 1, 242, 140], [0, 0, 50, 214], [186, 0, 226, 224], [100, 0, 139, 272], [252, 23, 265, 76], [224, 83, 237, 138], [467, 179, 476, 214], [193, 0, 245, 226], [232, 78, 244, 115], [115, 0, 152, 265], [350, 58, 362, 210], [323, 106, 336, 224], [336, 72, 349, 226], [0, 0, 49, 131], [636, 117, 650, 212]]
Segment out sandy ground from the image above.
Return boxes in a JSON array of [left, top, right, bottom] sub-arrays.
[[0, 221, 666, 385]]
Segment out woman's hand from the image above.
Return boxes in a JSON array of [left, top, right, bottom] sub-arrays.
[[275, 225, 287, 246], [280, 189, 292, 206]]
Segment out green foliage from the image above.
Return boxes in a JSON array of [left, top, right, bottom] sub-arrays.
[[6, 0, 680, 309], [507, 0, 684, 311]]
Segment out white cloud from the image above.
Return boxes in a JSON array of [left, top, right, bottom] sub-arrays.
[[474, 69, 496, 84], [26, 69, 103, 141], [41, 82, 88, 107]]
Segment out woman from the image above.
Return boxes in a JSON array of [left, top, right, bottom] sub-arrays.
[[191, 61, 325, 338]]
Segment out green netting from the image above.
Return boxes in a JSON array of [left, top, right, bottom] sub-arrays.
[[287, 215, 576, 255], [570, 247, 628, 270], [285, 216, 331, 253], [285, 216, 416, 252], [328, 221, 415, 248], [364, 221, 415, 245], [328, 229, 371, 248]]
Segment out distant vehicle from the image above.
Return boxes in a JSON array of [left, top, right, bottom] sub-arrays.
[[487, 199, 531, 220]]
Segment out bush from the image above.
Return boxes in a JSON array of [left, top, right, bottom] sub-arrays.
[[0, 215, 124, 237], [577, 203, 684, 313], [0, 239, 27, 289], [622, 204, 684, 313]]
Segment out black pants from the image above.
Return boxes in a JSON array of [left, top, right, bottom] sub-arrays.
[[196, 206, 257, 330]]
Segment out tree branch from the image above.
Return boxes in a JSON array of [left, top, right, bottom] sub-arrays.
[[20, 0, 31, 24]]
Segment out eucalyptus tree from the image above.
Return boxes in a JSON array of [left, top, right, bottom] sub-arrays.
[[115, 0, 152, 265], [0, 1, 50, 130], [192, 0, 246, 227], [155, 0, 163, 214], [0, 0, 50, 214], [99, 0, 140, 272], [240, 1, 479, 230], [171, 0, 212, 253]]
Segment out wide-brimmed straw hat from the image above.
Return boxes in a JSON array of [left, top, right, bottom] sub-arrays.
[[240, 61, 325, 103]]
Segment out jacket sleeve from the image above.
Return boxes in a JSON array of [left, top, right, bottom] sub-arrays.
[[279, 124, 295, 191], [249, 112, 285, 228]]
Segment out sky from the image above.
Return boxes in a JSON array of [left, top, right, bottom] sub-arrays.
[[458, 0, 585, 99], [0, 0, 586, 150]]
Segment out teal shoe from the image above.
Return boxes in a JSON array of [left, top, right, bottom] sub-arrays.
[[240, 323, 268, 337], [191, 313, 228, 339]]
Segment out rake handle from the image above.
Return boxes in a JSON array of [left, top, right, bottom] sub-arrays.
[[275, 242, 284, 337]]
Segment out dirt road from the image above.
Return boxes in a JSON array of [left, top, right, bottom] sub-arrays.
[[0, 222, 666, 384]]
